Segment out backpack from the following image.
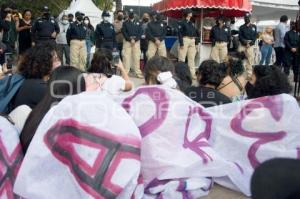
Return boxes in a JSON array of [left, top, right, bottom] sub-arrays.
[[0, 74, 24, 113]]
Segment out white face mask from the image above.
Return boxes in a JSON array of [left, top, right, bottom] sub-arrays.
[[103, 17, 109, 21], [84, 20, 89, 25], [62, 20, 69, 25]]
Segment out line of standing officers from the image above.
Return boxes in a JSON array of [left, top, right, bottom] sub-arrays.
[[32, 6, 258, 80]]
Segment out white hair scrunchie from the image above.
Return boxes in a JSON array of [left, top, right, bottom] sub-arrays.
[[157, 71, 178, 89]]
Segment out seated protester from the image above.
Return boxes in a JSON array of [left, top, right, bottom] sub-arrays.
[[143, 55, 178, 89], [174, 61, 193, 92], [218, 54, 247, 101], [246, 65, 291, 99], [11, 42, 61, 110], [185, 60, 232, 108], [20, 66, 86, 152], [86, 48, 133, 95]]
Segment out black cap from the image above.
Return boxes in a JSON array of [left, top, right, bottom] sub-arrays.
[[75, 11, 84, 18], [150, 10, 159, 17], [102, 10, 110, 17], [42, 6, 50, 13], [183, 8, 193, 15], [244, 12, 251, 19], [217, 15, 225, 22]]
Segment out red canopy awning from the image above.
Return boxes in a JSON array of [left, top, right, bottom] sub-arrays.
[[153, 0, 252, 18]]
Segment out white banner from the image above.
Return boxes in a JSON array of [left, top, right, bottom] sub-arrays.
[[9, 87, 300, 199], [14, 92, 142, 199], [0, 117, 23, 199]]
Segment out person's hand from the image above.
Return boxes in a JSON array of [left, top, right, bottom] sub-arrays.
[[51, 32, 57, 39], [2, 63, 8, 74], [291, 48, 297, 53], [155, 39, 160, 46], [0, 49, 3, 54], [32, 42, 35, 46], [116, 60, 125, 71], [131, 39, 135, 47]]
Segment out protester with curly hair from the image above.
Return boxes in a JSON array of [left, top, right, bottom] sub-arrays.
[[185, 60, 231, 108], [11, 42, 61, 109], [246, 65, 291, 99], [20, 66, 85, 152]]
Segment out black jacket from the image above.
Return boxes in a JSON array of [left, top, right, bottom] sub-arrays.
[[146, 20, 167, 42], [95, 21, 116, 48], [284, 30, 300, 51], [177, 19, 200, 46], [239, 24, 257, 46], [31, 16, 60, 41], [210, 25, 231, 45], [66, 21, 87, 44], [121, 19, 143, 42]]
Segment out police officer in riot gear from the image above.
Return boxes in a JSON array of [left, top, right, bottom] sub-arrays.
[[31, 6, 60, 45], [95, 10, 116, 50]]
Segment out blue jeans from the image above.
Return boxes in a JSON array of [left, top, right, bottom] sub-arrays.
[[86, 39, 93, 68], [260, 44, 273, 65]]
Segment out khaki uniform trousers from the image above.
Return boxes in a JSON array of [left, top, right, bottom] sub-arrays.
[[146, 40, 167, 59], [122, 40, 143, 77], [178, 37, 197, 78], [70, 40, 87, 71], [239, 44, 255, 78], [211, 42, 228, 63]]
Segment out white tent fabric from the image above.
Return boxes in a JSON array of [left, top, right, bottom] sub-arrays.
[[58, 0, 113, 28], [252, 0, 299, 21]]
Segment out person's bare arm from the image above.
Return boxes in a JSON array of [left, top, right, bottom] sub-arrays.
[[116, 60, 133, 91]]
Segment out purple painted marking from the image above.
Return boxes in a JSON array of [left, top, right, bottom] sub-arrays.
[[122, 87, 169, 138], [230, 96, 287, 168], [181, 191, 190, 199], [157, 194, 164, 199], [145, 178, 171, 194], [183, 106, 213, 164], [177, 179, 186, 192]]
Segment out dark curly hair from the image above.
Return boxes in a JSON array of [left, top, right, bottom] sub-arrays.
[[144, 55, 175, 85], [88, 48, 114, 78], [248, 65, 292, 99], [18, 42, 58, 79], [197, 60, 225, 88]]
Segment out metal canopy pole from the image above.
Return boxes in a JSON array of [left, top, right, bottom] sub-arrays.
[[200, 8, 204, 44]]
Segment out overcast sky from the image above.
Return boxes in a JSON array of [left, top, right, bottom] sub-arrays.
[[122, 0, 161, 6]]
